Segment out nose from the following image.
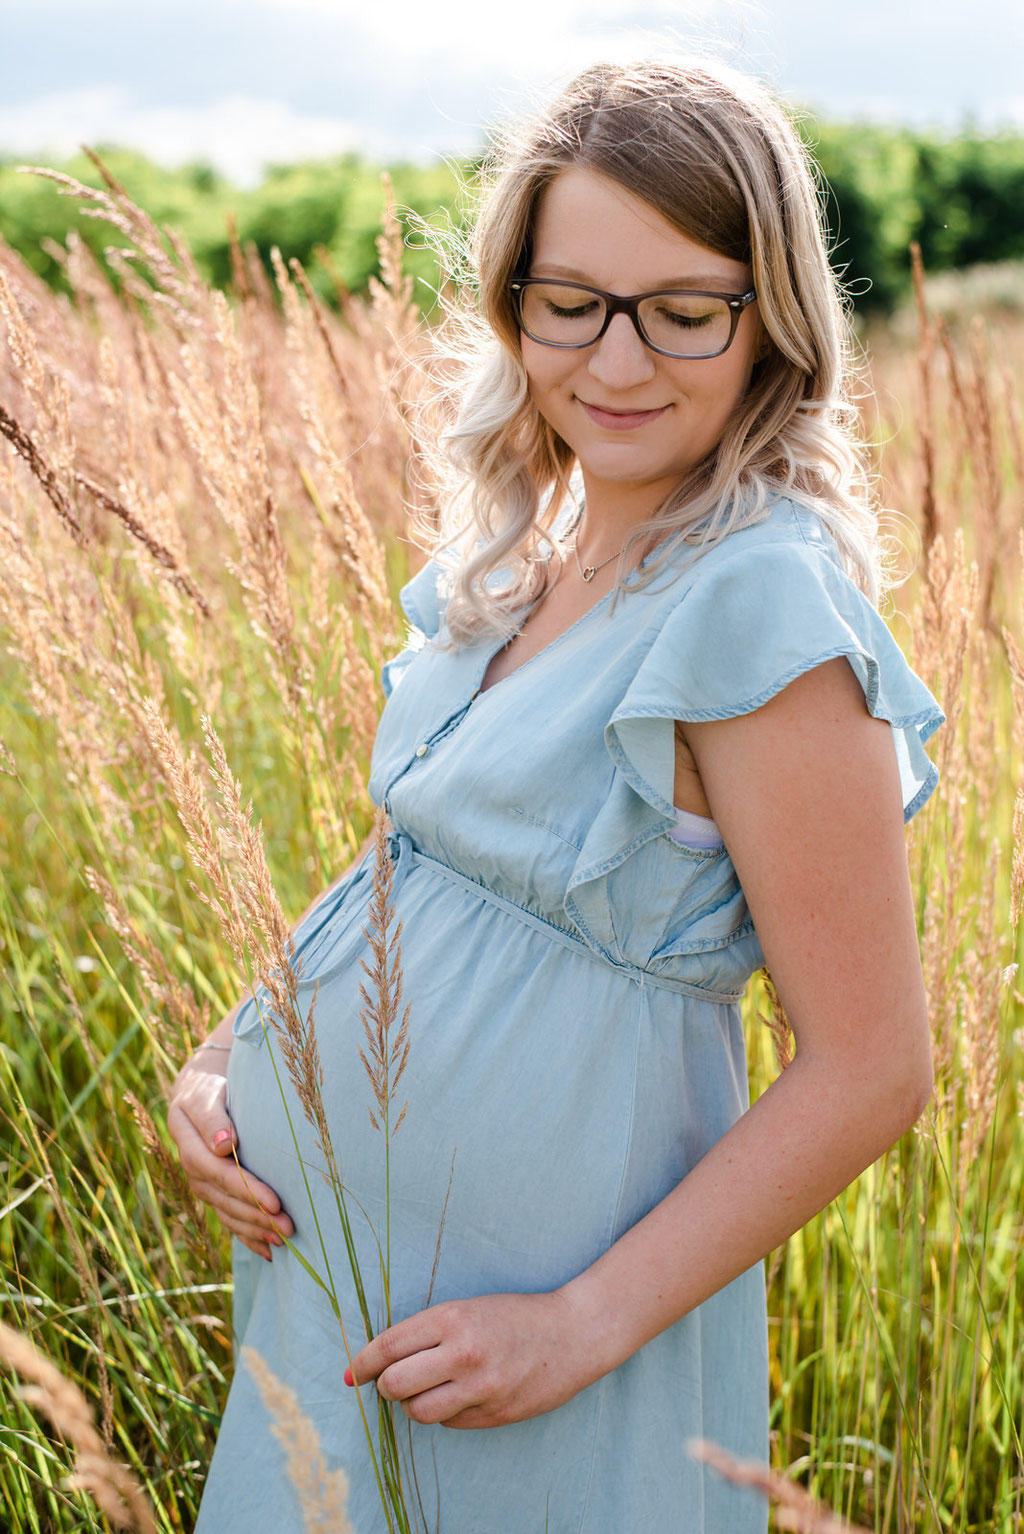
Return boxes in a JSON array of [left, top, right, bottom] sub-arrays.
[[586, 312, 657, 390]]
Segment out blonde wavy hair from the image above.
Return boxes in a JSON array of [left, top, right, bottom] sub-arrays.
[[429, 57, 882, 644]]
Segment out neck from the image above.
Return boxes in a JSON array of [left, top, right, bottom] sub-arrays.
[[575, 476, 677, 541], [569, 482, 672, 570]]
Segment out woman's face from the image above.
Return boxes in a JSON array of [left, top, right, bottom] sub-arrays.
[[520, 166, 762, 520]]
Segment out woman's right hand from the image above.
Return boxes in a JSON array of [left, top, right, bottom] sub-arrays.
[[167, 1050, 295, 1262]]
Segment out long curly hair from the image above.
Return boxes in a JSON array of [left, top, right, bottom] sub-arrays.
[[428, 57, 882, 644]]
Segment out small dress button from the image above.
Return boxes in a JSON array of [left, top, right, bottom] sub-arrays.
[[414, 743, 429, 758]]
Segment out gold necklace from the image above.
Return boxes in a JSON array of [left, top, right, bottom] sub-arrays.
[[569, 513, 632, 583]]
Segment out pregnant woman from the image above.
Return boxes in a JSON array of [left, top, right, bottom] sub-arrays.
[[170, 56, 941, 1533]]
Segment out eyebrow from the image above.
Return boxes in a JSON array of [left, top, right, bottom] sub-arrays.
[[529, 262, 745, 290]]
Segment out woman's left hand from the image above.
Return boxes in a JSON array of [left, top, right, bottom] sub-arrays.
[[347, 1290, 597, 1429]]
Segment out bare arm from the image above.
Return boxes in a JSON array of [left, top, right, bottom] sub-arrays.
[[349, 659, 933, 1424], [561, 657, 932, 1370], [167, 832, 375, 1260]]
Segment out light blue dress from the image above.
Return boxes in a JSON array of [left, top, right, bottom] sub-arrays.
[[196, 498, 942, 1534]]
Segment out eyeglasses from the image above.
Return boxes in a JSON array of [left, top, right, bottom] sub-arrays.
[[509, 278, 757, 360]]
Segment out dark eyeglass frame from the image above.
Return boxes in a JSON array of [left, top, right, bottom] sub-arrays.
[[509, 277, 758, 360]]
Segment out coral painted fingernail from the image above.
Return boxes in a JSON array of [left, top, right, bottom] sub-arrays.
[[344, 1367, 354, 1387], [213, 1128, 232, 1148]]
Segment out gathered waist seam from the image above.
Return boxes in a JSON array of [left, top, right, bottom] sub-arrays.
[[412, 845, 742, 1005]]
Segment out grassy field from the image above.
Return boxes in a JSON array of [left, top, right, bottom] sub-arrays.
[[0, 169, 1021, 1532]]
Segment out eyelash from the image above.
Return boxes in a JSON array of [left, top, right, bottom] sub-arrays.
[[658, 309, 714, 329], [544, 299, 601, 318]]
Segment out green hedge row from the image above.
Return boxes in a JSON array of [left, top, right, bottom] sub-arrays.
[[2, 120, 1023, 313], [808, 121, 1024, 309], [0, 151, 466, 315]]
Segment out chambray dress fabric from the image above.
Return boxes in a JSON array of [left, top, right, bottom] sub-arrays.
[[196, 498, 942, 1534]]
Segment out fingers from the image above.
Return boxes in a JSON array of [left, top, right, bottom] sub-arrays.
[[189, 1177, 289, 1243], [170, 1067, 234, 1156], [373, 1344, 451, 1406], [349, 1292, 584, 1430], [166, 1048, 302, 1266], [349, 1310, 443, 1387], [169, 1090, 295, 1252], [397, 1385, 475, 1427], [195, 1145, 295, 1240], [366, 1351, 498, 1429], [189, 1150, 294, 1260], [350, 1307, 488, 1426]]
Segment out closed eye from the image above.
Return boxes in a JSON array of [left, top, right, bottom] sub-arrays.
[[655, 305, 716, 329], [544, 298, 602, 320]]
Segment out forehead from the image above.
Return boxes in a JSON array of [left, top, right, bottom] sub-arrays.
[[530, 165, 752, 291]]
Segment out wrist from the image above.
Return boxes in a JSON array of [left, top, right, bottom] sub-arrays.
[[554, 1270, 635, 1386], [181, 1040, 232, 1079]]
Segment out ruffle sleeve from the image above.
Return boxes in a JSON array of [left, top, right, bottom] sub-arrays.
[[380, 559, 447, 698], [606, 534, 943, 824], [561, 522, 942, 993]]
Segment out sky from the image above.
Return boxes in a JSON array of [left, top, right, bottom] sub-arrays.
[[0, 0, 1019, 183]]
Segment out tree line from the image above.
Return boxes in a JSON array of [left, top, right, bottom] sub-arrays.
[[1, 120, 1023, 314]]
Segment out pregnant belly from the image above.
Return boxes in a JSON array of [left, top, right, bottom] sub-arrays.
[[226, 864, 650, 1304], [226, 858, 745, 1325]]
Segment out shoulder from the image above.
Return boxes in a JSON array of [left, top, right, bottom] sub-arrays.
[[636, 496, 859, 668], [613, 492, 941, 819], [633, 497, 849, 636], [682, 496, 844, 585]]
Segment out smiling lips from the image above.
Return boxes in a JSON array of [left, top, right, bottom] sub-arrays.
[[578, 400, 671, 430]]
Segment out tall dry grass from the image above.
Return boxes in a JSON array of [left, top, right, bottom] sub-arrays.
[[0, 169, 1020, 1532], [749, 256, 1024, 1529], [0, 163, 425, 1530]]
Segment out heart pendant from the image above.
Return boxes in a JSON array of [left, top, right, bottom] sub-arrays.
[[581, 566, 597, 582]]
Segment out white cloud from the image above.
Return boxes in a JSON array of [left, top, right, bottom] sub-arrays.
[[284, 0, 740, 81], [0, 88, 379, 184], [1, 0, 1020, 177], [0, 4, 767, 176]]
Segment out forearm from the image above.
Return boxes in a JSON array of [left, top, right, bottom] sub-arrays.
[[560, 1049, 931, 1378]]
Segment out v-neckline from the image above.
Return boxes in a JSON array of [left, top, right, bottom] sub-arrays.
[[475, 577, 617, 698], [470, 515, 686, 700]]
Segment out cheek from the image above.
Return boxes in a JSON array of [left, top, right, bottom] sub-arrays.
[[524, 372, 575, 435], [733, 347, 758, 397], [521, 338, 578, 395], [700, 353, 757, 422], [520, 338, 548, 390]]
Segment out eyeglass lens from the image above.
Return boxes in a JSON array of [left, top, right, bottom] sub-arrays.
[[519, 282, 735, 358]]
